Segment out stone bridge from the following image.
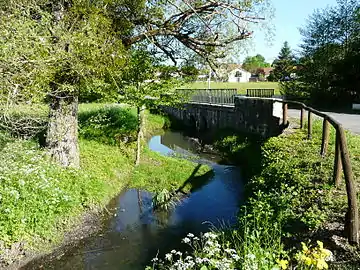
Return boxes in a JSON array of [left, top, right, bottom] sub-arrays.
[[163, 96, 285, 137]]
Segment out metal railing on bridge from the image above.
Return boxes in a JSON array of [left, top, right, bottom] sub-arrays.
[[177, 88, 237, 105], [246, 88, 275, 98]]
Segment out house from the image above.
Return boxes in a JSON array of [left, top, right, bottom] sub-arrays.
[[227, 67, 251, 83], [226, 64, 251, 82], [256, 67, 274, 80]]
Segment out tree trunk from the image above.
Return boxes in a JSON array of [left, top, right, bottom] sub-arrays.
[[135, 105, 146, 166], [46, 94, 80, 168]]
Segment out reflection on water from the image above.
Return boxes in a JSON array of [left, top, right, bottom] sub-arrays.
[[24, 131, 244, 270]]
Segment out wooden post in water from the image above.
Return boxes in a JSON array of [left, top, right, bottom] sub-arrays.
[[333, 129, 342, 187], [337, 126, 359, 245], [300, 108, 305, 129], [307, 111, 312, 139], [320, 119, 330, 156], [283, 103, 288, 126]]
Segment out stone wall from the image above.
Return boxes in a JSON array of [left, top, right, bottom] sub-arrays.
[[162, 96, 283, 137]]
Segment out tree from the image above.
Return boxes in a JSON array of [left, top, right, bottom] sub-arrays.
[[242, 54, 270, 74], [295, 0, 360, 105], [0, 0, 271, 167], [119, 50, 182, 165], [0, 1, 126, 167], [272, 41, 296, 81]]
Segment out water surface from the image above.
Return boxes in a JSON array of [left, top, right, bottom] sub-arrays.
[[24, 130, 244, 270]]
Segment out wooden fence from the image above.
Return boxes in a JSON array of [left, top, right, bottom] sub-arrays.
[[176, 88, 358, 244], [278, 99, 359, 245]]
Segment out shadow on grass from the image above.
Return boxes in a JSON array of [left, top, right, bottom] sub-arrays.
[[175, 163, 215, 194], [153, 164, 215, 211]]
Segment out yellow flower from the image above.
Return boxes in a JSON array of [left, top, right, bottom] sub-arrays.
[[304, 257, 313, 266], [301, 242, 309, 253], [316, 259, 328, 270], [317, 241, 324, 249], [276, 259, 289, 270], [321, 248, 332, 258]]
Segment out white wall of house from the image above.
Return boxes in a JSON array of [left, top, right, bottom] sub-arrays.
[[228, 68, 251, 83]]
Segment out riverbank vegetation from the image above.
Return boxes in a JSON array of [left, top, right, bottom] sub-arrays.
[[150, 119, 360, 269], [0, 105, 210, 266]]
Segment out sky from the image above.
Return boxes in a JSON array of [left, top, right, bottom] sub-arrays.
[[244, 0, 338, 63]]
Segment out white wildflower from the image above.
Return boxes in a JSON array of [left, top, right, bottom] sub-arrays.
[[165, 253, 172, 261], [182, 237, 190, 244]]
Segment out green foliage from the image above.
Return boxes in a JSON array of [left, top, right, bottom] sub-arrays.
[[0, 1, 126, 104], [152, 189, 178, 211], [0, 105, 213, 257], [213, 131, 263, 177], [242, 54, 271, 74], [118, 50, 183, 109], [129, 147, 211, 193], [272, 41, 296, 81], [0, 133, 127, 246], [297, 0, 360, 106], [279, 81, 310, 101], [78, 105, 138, 145]]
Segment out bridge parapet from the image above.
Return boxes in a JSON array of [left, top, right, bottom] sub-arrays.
[[163, 96, 284, 138]]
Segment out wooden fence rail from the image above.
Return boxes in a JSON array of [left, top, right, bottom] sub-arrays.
[[176, 90, 358, 244], [278, 99, 359, 245]]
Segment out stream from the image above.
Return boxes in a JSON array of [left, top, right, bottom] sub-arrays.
[[24, 130, 245, 270]]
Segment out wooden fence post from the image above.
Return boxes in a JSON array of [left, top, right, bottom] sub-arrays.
[[338, 126, 359, 245], [307, 111, 312, 139], [300, 108, 305, 129], [333, 129, 342, 187], [283, 103, 288, 126], [320, 119, 330, 156]]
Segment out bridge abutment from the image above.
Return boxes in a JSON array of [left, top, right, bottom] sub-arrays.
[[162, 96, 284, 137]]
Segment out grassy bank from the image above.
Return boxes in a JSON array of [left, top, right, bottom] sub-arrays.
[[184, 81, 280, 95], [0, 104, 210, 266], [150, 120, 360, 269]]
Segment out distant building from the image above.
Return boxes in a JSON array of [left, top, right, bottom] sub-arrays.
[[256, 67, 274, 80], [227, 67, 251, 83]]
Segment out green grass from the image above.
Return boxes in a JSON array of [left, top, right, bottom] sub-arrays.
[[194, 119, 360, 268], [0, 104, 211, 257], [184, 81, 280, 95]]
